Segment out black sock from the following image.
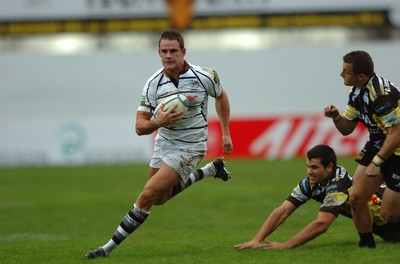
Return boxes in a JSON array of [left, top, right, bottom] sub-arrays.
[[111, 204, 150, 245], [358, 232, 376, 248], [170, 169, 204, 198]]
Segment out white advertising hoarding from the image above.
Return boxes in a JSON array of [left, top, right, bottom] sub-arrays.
[[1, 118, 151, 166], [1, 42, 399, 166]]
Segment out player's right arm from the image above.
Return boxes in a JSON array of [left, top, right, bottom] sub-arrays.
[[324, 104, 358, 135], [135, 104, 182, 135], [233, 201, 296, 249]]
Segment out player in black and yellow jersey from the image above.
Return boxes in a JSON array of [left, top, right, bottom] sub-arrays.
[[234, 145, 400, 250], [324, 50, 400, 248]]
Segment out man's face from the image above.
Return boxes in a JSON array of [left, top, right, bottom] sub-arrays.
[[306, 158, 333, 185], [340, 62, 365, 88], [158, 39, 186, 75]]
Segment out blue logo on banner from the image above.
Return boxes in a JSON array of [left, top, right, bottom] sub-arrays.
[[57, 123, 86, 158]]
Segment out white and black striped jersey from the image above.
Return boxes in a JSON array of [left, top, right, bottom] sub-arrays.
[[138, 61, 223, 151]]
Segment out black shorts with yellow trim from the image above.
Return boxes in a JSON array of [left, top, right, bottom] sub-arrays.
[[355, 141, 400, 192], [355, 141, 378, 166]]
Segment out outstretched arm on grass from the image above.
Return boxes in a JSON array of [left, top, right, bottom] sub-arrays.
[[261, 211, 336, 249], [234, 201, 296, 249]]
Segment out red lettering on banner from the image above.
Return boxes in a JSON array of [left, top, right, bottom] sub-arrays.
[[206, 114, 368, 159]]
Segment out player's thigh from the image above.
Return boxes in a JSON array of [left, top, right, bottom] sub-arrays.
[[381, 188, 400, 222], [149, 167, 159, 178], [351, 165, 383, 200], [144, 163, 181, 194]]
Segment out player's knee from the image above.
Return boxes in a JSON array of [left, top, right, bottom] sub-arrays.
[[380, 209, 400, 223], [349, 192, 363, 207], [139, 188, 158, 204], [154, 190, 172, 206], [140, 187, 169, 206], [381, 211, 394, 222]]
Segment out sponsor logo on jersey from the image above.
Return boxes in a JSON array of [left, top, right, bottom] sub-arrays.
[[363, 91, 370, 104], [326, 183, 339, 193], [391, 173, 400, 180], [190, 80, 200, 90], [375, 102, 393, 115], [382, 112, 398, 124], [312, 188, 323, 197]]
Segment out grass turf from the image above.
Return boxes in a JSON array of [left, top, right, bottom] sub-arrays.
[[0, 158, 399, 264]]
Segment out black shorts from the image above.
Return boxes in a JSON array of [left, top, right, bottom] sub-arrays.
[[356, 142, 400, 192], [382, 155, 400, 192], [355, 141, 378, 166]]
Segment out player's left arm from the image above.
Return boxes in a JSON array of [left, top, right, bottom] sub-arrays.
[[374, 95, 400, 159], [215, 89, 233, 154], [377, 124, 400, 159], [367, 96, 400, 175], [262, 211, 336, 249], [367, 124, 400, 177]]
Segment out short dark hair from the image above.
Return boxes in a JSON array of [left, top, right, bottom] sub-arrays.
[[343, 50, 374, 77], [307, 144, 337, 168], [158, 28, 185, 49]]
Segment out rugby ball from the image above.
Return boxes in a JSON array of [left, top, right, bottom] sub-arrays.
[[153, 94, 189, 118]]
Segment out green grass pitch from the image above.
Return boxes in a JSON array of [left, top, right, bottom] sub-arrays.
[[1, 158, 399, 264]]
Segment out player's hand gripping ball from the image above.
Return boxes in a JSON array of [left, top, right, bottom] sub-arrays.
[[153, 94, 189, 118]]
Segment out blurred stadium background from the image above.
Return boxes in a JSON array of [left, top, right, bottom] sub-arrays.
[[1, 0, 400, 167]]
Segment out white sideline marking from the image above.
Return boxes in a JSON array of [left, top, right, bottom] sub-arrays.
[[0, 233, 69, 242], [0, 201, 34, 209]]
